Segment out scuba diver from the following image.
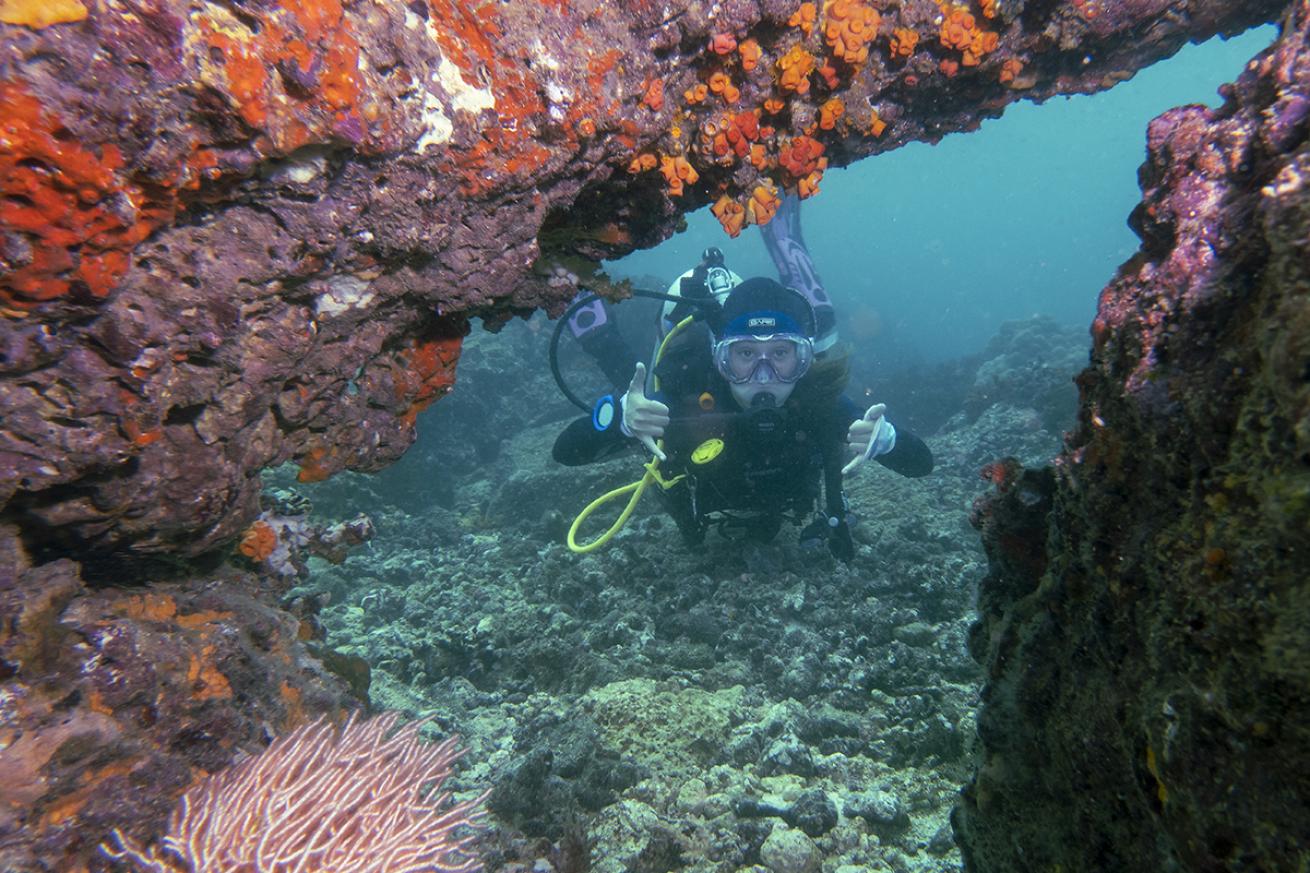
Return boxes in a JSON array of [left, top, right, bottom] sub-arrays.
[[552, 275, 933, 560], [564, 192, 836, 391]]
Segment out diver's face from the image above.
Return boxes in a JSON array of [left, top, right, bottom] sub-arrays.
[[725, 339, 799, 408]]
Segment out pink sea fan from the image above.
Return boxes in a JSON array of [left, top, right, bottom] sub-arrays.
[[103, 712, 486, 873]]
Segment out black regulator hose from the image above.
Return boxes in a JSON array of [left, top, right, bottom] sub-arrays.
[[549, 287, 720, 413]]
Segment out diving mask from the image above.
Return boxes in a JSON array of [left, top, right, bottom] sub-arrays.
[[712, 334, 814, 385]]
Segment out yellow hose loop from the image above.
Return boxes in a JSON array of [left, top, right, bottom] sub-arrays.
[[565, 314, 698, 554], [567, 476, 649, 553]]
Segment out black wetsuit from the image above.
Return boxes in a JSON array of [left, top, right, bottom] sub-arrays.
[[552, 324, 933, 549]]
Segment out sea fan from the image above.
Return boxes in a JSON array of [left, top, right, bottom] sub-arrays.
[[103, 712, 485, 873]]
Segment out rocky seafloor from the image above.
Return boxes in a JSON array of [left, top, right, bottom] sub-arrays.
[[270, 312, 1088, 873]]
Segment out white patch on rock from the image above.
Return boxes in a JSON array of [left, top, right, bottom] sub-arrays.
[[413, 41, 495, 152], [436, 54, 494, 114], [416, 89, 455, 152], [266, 152, 328, 185], [316, 274, 375, 317]]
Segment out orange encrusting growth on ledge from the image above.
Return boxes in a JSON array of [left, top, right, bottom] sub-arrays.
[[395, 332, 463, 426], [297, 446, 338, 483], [0, 81, 171, 306], [0, 0, 86, 28], [426, 0, 558, 197], [192, 0, 364, 153]]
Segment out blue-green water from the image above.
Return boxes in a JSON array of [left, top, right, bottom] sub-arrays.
[[610, 25, 1277, 364]]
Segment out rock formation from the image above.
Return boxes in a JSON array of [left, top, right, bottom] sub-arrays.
[[0, 0, 1298, 869], [1, 0, 1282, 562], [957, 3, 1310, 869]]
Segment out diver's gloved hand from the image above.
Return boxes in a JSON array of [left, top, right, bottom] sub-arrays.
[[841, 403, 897, 475], [621, 362, 669, 461], [800, 516, 855, 562]]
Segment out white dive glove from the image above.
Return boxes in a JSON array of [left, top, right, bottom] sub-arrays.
[[842, 402, 897, 475], [620, 362, 670, 461]]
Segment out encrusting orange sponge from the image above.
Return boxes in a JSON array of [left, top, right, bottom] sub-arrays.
[[0, 0, 86, 27]]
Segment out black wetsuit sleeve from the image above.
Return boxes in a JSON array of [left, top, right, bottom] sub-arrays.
[[877, 428, 934, 477], [552, 415, 631, 466]]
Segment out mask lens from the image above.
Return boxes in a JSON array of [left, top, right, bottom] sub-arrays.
[[715, 335, 813, 384]]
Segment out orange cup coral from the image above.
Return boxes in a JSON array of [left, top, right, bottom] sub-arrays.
[[868, 109, 887, 137], [789, 2, 817, 35], [712, 195, 747, 237], [999, 57, 1024, 85], [739, 39, 763, 71], [660, 155, 699, 196], [963, 29, 999, 66], [818, 97, 844, 131], [823, 0, 880, 66], [778, 135, 826, 178], [627, 152, 658, 174], [747, 183, 782, 226], [642, 78, 665, 111], [797, 168, 824, 199], [889, 27, 919, 59], [777, 45, 816, 94], [708, 71, 741, 104], [710, 33, 738, 54], [238, 521, 278, 562], [940, 7, 977, 52]]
